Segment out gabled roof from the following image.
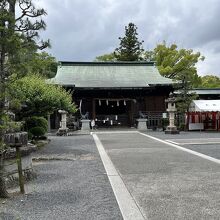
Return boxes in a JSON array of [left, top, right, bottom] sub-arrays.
[[48, 61, 173, 88], [190, 88, 220, 95], [189, 100, 220, 112]]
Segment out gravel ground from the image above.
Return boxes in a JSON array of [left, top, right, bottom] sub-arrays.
[[0, 135, 123, 220]]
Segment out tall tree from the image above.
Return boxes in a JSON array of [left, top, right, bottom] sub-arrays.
[[114, 23, 144, 61], [144, 43, 204, 113], [0, 0, 49, 198], [9, 74, 77, 117], [198, 75, 220, 88], [15, 51, 58, 78]]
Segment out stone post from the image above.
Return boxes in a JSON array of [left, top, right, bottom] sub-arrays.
[[16, 146, 24, 194], [47, 114, 51, 133], [4, 132, 28, 194]]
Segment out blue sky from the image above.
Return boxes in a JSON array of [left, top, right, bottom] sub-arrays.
[[35, 0, 220, 76]]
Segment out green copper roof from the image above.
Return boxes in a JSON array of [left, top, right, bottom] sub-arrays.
[[48, 61, 173, 88]]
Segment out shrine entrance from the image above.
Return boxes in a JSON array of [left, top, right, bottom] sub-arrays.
[[92, 99, 134, 127]]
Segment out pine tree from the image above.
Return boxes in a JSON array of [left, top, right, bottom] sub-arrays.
[[114, 23, 144, 61], [0, 0, 49, 198]]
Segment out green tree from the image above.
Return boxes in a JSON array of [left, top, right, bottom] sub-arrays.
[[144, 43, 204, 113], [198, 75, 220, 88], [114, 23, 144, 61], [17, 51, 58, 78], [0, 0, 49, 198], [29, 52, 57, 78], [147, 43, 204, 84], [9, 75, 77, 118], [95, 52, 116, 61]]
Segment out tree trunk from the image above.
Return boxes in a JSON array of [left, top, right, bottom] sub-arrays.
[[0, 152, 9, 198]]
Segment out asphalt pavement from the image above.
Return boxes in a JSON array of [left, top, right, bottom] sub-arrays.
[[146, 130, 220, 160], [96, 131, 220, 220]]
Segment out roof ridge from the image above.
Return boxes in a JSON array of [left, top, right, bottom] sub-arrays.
[[59, 61, 156, 66]]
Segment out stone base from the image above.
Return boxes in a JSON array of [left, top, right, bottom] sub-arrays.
[[81, 119, 91, 130], [56, 128, 69, 136], [165, 126, 179, 134], [136, 118, 148, 130], [165, 130, 180, 134]]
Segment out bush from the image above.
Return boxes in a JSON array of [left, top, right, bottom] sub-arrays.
[[28, 132, 33, 140], [29, 126, 46, 138], [161, 118, 169, 130], [25, 116, 48, 132], [178, 123, 186, 131]]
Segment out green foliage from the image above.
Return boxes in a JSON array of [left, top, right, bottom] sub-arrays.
[[13, 51, 57, 79], [25, 116, 48, 132], [29, 52, 57, 78], [29, 127, 46, 138], [176, 92, 198, 113], [0, 112, 21, 135], [114, 23, 144, 61], [0, 0, 50, 78], [8, 75, 77, 117], [28, 132, 33, 140], [0, 0, 50, 198], [0, 112, 8, 150], [143, 42, 204, 113], [178, 123, 186, 131], [145, 43, 204, 86], [161, 118, 169, 127], [198, 75, 220, 88], [95, 53, 116, 61]]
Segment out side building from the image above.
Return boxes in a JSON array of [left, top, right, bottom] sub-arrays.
[[186, 88, 220, 131], [48, 61, 174, 129]]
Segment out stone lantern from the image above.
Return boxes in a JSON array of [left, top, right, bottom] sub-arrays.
[[57, 110, 69, 135], [4, 132, 28, 194], [165, 93, 179, 134]]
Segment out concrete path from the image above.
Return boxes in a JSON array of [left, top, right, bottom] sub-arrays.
[[94, 131, 220, 220]]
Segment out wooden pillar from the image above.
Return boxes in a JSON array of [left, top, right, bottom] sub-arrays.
[[212, 112, 216, 130], [129, 100, 134, 126], [92, 99, 96, 119], [187, 112, 190, 130]]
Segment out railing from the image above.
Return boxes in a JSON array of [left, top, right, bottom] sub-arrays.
[[95, 112, 165, 128], [134, 111, 164, 129]]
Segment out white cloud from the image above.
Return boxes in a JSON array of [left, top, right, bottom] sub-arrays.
[[34, 0, 220, 76]]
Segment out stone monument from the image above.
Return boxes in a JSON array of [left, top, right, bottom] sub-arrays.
[[165, 93, 179, 134]]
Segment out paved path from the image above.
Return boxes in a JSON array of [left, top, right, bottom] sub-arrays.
[[94, 131, 220, 220], [146, 131, 220, 160], [0, 135, 123, 220], [1, 131, 220, 220]]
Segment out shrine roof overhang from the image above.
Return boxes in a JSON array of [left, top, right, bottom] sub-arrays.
[[47, 61, 174, 88]]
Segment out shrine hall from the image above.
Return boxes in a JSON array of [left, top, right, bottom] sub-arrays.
[[48, 61, 174, 129]]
